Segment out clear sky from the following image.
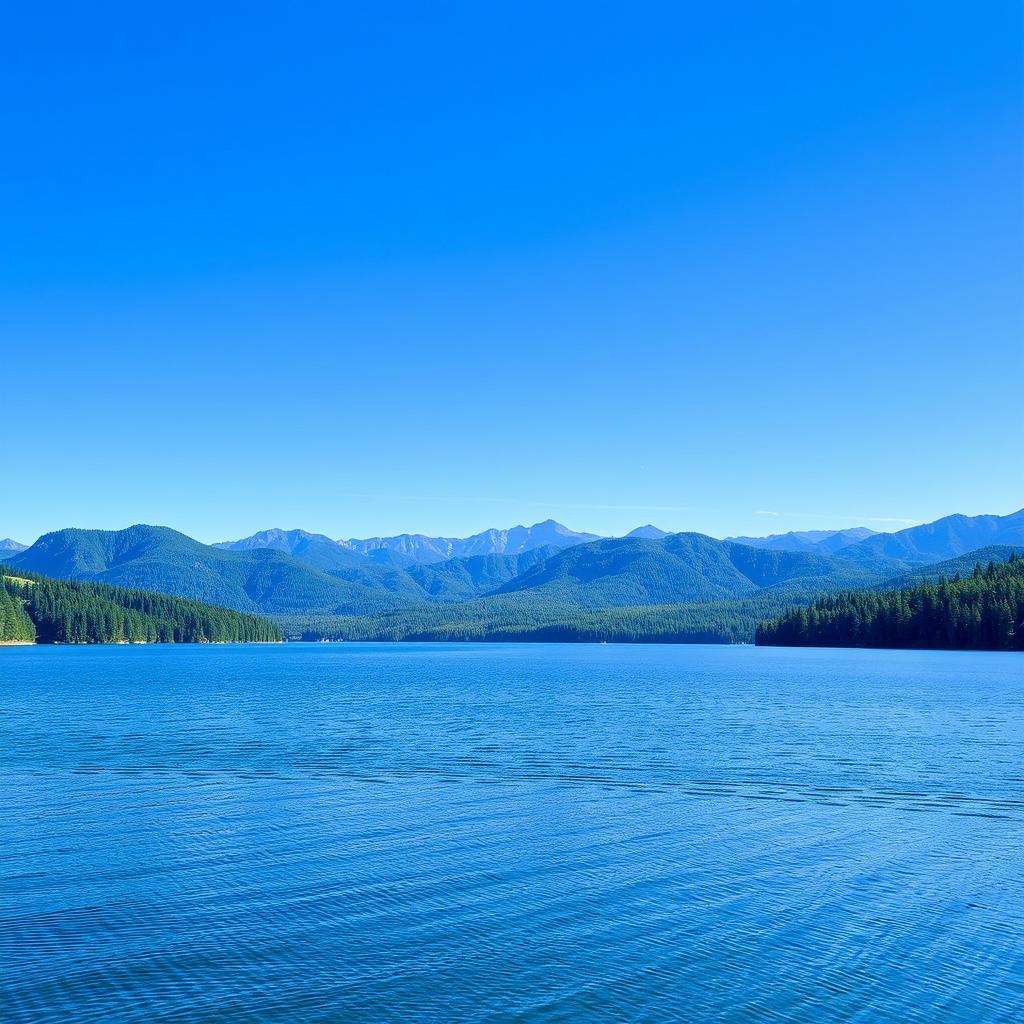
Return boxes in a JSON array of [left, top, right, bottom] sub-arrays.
[[3, 2, 1022, 545]]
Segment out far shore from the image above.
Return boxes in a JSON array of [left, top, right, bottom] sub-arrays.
[[0, 640, 282, 648]]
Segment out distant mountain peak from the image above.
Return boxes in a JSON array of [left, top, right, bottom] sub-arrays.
[[9, 509, 1022, 640], [626, 525, 669, 539], [725, 526, 878, 555], [213, 528, 331, 551], [211, 520, 601, 566], [338, 520, 600, 563], [837, 508, 1024, 568], [0, 538, 28, 553]]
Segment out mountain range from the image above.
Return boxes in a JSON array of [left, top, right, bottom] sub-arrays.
[[214, 519, 599, 565], [211, 519, 884, 566], [725, 527, 878, 554], [4, 510, 1022, 640], [831, 513, 1024, 568], [2, 526, 408, 617]]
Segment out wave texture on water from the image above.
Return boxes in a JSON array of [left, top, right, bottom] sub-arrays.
[[1, 643, 1022, 1022]]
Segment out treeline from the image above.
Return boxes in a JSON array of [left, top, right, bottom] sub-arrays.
[[756, 556, 1024, 650], [0, 567, 281, 644], [0, 584, 36, 642], [274, 592, 809, 644]]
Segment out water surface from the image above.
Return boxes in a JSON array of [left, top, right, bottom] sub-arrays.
[[2, 643, 1021, 1022]]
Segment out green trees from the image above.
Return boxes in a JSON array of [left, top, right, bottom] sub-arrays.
[[755, 555, 1024, 651], [0, 584, 36, 642], [273, 592, 804, 643], [8, 525, 418, 617], [0, 567, 281, 644]]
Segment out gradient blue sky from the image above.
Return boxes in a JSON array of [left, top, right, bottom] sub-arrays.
[[3, 2, 1022, 545]]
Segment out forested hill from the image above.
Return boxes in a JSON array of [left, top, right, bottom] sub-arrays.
[[0, 567, 281, 644], [4, 525, 416, 616], [755, 555, 1024, 651], [5, 523, 883, 616], [6, 516, 1023, 645]]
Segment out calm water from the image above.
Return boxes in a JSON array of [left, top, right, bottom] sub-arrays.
[[1, 644, 1022, 1023]]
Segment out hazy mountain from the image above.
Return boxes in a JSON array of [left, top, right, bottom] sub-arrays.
[[838, 509, 1024, 569], [882, 545, 1024, 588], [813, 528, 883, 554], [8, 526, 415, 616], [216, 519, 600, 567], [214, 528, 332, 553], [625, 525, 670, 539], [363, 548, 419, 569], [214, 528, 371, 572], [338, 532, 461, 563], [0, 538, 28, 558], [726, 527, 877, 554], [339, 519, 600, 563]]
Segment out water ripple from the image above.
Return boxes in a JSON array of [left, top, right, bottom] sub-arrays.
[[1, 643, 1021, 1022]]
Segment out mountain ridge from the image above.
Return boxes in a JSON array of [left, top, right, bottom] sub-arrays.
[[7, 526, 415, 617], [340, 519, 601, 563], [725, 527, 878, 554], [837, 510, 1024, 569], [9, 508, 1022, 637], [217, 519, 601, 565], [492, 534, 881, 609]]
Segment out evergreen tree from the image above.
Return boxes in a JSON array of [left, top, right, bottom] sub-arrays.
[[756, 555, 1024, 651], [0, 567, 281, 645]]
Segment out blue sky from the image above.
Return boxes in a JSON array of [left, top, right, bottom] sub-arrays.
[[3, 2, 1022, 544]]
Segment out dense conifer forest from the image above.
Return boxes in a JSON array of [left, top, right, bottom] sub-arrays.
[[274, 592, 807, 644], [0, 582, 37, 642], [0, 567, 281, 644], [756, 556, 1024, 650]]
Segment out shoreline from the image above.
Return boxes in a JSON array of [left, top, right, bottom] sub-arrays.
[[0, 640, 283, 648], [2, 639, 1016, 652]]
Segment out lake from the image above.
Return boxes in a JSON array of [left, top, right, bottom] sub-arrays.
[[1, 643, 1021, 1022]]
